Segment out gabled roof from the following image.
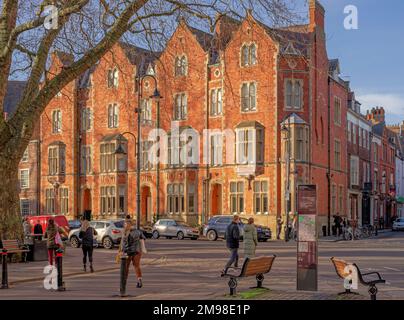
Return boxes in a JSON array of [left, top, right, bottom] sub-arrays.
[[3, 81, 27, 116], [187, 25, 214, 52], [281, 113, 307, 125], [119, 41, 161, 76], [329, 59, 340, 74]]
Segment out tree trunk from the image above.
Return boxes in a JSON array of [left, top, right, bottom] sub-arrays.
[[0, 154, 22, 240]]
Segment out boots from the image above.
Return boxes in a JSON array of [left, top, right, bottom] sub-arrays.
[[137, 278, 143, 288], [83, 264, 86, 272], [90, 264, 94, 273]]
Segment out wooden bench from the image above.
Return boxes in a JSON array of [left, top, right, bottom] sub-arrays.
[[1, 239, 30, 262], [331, 257, 386, 300], [222, 255, 276, 295]]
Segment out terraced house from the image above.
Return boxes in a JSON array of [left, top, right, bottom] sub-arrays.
[[13, 0, 399, 236]]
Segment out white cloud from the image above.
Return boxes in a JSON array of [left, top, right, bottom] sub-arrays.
[[357, 93, 404, 117]]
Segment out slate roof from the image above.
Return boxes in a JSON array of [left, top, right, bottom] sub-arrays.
[[3, 81, 27, 116]]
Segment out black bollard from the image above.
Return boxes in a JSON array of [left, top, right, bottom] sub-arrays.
[[1, 249, 8, 289], [55, 249, 65, 291], [120, 255, 128, 297]]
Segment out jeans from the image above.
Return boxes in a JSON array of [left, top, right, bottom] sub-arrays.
[[224, 248, 239, 272], [125, 253, 142, 279], [48, 248, 57, 265], [82, 245, 93, 265]]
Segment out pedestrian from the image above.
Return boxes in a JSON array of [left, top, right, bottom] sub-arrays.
[[276, 216, 284, 240], [44, 218, 65, 266], [334, 214, 342, 237], [379, 217, 385, 230], [33, 220, 43, 240], [291, 213, 298, 240], [79, 220, 97, 273], [122, 219, 146, 288], [221, 215, 240, 275], [22, 217, 33, 261], [243, 218, 258, 259]]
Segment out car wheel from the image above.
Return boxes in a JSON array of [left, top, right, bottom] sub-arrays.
[[152, 231, 160, 239], [207, 230, 217, 241], [102, 236, 114, 249], [177, 231, 184, 240], [70, 236, 80, 248]]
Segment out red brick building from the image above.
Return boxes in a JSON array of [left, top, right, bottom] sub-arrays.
[[26, 0, 354, 236], [367, 107, 397, 227]]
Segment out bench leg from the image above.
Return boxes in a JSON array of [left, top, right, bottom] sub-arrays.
[[368, 285, 378, 301], [338, 289, 359, 296], [256, 274, 264, 288], [1, 251, 8, 289], [228, 278, 237, 296]]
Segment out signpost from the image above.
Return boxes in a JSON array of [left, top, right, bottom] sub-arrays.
[[297, 185, 318, 291]]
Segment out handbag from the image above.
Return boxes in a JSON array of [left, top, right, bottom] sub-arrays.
[[55, 231, 62, 246], [140, 239, 147, 254]]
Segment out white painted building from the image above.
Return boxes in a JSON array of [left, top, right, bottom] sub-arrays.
[[395, 137, 404, 217]]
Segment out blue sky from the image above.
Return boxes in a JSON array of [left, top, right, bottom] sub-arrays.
[[314, 0, 404, 124]]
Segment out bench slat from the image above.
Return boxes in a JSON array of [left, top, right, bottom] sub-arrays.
[[240, 256, 276, 278]]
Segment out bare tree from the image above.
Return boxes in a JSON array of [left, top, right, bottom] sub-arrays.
[[0, 0, 304, 238]]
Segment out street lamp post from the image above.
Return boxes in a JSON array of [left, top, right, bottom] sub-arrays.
[[115, 74, 161, 230], [281, 122, 291, 242]]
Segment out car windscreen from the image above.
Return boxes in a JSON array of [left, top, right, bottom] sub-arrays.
[[114, 221, 124, 228]]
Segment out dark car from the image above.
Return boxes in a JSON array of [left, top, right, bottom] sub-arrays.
[[68, 220, 81, 230], [202, 215, 271, 241]]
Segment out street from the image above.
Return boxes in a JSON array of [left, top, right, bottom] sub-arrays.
[[1, 232, 403, 300]]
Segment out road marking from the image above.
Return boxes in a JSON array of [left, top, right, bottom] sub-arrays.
[[383, 267, 401, 272]]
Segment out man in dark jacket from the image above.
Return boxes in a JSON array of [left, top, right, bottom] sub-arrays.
[[222, 215, 240, 275], [33, 220, 43, 240]]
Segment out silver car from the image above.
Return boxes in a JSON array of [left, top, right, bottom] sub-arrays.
[[393, 218, 404, 231], [69, 220, 124, 249], [152, 219, 199, 240]]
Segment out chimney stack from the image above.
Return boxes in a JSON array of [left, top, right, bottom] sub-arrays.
[[309, 0, 325, 32], [366, 106, 386, 123]]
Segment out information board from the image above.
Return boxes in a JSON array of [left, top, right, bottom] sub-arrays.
[[297, 185, 318, 292]]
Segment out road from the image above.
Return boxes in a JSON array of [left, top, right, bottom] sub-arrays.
[[0, 232, 403, 300]]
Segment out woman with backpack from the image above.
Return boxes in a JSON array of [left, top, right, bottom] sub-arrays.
[[44, 218, 66, 266], [122, 220, 146, 288], [79, 220, 97, 272]]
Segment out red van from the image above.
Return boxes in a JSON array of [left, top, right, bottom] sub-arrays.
[[27, 215, 70, 240]]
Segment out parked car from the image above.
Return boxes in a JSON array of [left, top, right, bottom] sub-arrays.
[[202, 215, 271, 241], [27, 215, 70, 240], [152, 219, 199, 240], [68, 220, 81, 230], [392, 218, 404, 231], [69, 220, 124, 249]]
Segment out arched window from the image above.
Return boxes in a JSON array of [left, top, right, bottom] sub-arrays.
[[112, 69, 119, 87], [241, 45, 249, 66], [249, 83, 256, 110], [180, 56, 187, 75], [250, 44, 257, 65], [175, 55, 187, 76]]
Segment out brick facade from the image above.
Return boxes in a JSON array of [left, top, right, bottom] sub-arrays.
[[12, 0, 399, 236]]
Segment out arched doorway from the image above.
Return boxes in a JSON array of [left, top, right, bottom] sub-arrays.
[[82, 188, 92, 219], [141, 186, 152, 224], [210, 183, 222, 216]]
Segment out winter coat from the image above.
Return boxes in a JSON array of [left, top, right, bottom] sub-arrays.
[[79, 227, 97, 247], [225, 222, 240, 249], [123, 228, 145, 256], [243, 224, 258, 258], [44, 225, 62, 249]]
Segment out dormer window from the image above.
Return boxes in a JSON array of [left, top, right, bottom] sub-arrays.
[[175, 55, 187, 77], [107, 68, 118, 88], [241, 43, 257, 67]]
